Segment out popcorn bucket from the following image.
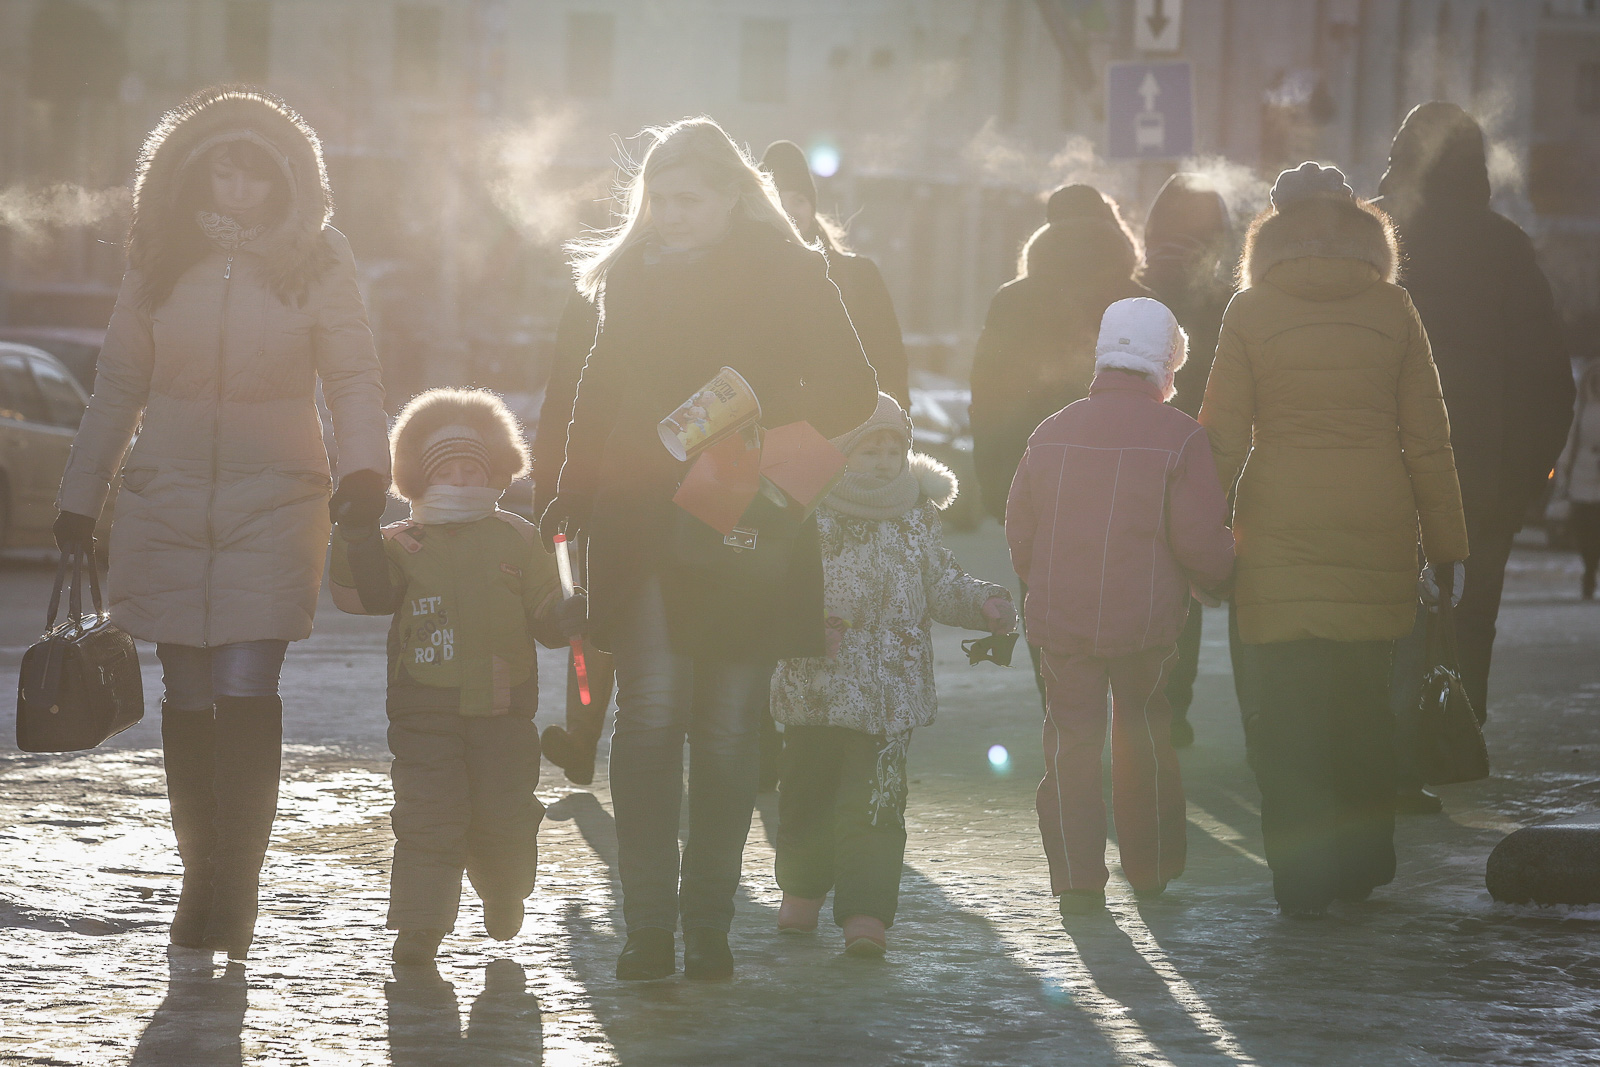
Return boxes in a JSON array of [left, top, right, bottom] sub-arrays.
[[658, 367, 761, 462]]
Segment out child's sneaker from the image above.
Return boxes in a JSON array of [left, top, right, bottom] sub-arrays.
[[1058, 890, 1107, 919], [484, 898, 524, 941], [777, 894, 824, 934], [841, 915, 887, 957], [393, 928, 447, 965]]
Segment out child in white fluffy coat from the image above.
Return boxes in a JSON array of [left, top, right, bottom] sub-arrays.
[[770, 393, 1014, 956]]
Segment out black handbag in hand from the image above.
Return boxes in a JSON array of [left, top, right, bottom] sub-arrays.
[[1415, 576, 1489, 786], [668, 490, 803, 590], [16, 547, 144, 753]]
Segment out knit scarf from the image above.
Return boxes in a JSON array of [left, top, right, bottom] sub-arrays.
[[409, 485, 502, 525], [197, 211, 265, 252], [825, 467, 920, 521]]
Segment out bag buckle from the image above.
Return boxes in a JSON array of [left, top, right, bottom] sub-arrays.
[[724, 527, 758, 551]]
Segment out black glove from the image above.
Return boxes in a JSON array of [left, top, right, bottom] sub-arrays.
[[52, 510, 98, 552], [538, 496, 585, 554], [330, 469, 389, 529], [555, 592, 589, 640]]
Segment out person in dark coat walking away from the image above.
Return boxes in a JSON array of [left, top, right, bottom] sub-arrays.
[[52, 88, 391, 960], [542, 117, 879, 981], [531, 289, 616, 786], [1201, 163, 1469, 918], [1140, 173, 1235, 748], [758, 140, 912, 789], [331, 388, 584, 964], [1557, 360, 1600, 599], [761, 140, 908, 407], [1376, 103, 1574, 813], [1008, 298, 1235, 920], [970, 183, 1150, 703]]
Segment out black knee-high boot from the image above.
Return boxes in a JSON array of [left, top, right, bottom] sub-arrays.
[[203, 695, 283, 959], [161, 701, 217, 949]]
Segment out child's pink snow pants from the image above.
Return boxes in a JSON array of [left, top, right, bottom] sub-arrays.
[[1036, 645, 1187, 894]]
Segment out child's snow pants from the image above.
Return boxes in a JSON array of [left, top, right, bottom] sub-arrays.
[[775, 725, 911, 927], [1037, 645, 1186, 894], [386, 708, 544, 931]]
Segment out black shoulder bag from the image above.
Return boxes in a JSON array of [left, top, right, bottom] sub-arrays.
[[16, 547, 144, 752], [1415, 571, 1489, 786]]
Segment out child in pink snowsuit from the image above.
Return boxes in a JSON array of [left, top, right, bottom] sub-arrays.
[[1006, 297, 1235, 917]]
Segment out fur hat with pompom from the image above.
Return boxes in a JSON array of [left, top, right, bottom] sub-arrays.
[[390, 388, 530, 502]]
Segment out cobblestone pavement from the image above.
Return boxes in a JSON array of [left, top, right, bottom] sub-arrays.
[[1, 528, 1597, 1066]]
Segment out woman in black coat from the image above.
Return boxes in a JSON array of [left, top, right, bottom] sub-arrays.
[[969, 184, 1149, 702], [542, 118, 878, 981]]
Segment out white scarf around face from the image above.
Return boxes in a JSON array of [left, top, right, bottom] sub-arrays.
[[409, 485, 502, 525]]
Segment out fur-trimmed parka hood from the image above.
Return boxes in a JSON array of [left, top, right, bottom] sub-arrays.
[[128, 87, 336, 308], [910, 452, 958, 510], [391, 389, 532, 501], [1240, 194, 1399, 294]]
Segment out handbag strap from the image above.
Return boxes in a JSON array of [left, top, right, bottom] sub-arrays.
[[44, 550, 72, 631], [67, 547, 84, 629], [84, 545, 104, 618]]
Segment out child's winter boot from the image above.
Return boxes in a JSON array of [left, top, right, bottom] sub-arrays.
[[393, 928, 448, 965], [777, 894, 824, 933], [841, 915, 887, 958], [1058, 889, 1107, 920], [483, 898, 525, 941]]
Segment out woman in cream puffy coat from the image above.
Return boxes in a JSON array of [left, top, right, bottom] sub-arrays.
[[53, 88, 390, 958]]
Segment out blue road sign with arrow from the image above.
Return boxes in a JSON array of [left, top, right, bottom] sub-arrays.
[[1106, 61, 1194, 160]]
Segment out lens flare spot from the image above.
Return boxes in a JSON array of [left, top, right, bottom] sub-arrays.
[[987, 744, 1010, 769], [808, 142, 841, 178]]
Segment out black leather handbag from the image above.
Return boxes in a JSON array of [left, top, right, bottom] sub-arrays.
[[16, 547, 144, 753], [1415, 583, 1489, 786]]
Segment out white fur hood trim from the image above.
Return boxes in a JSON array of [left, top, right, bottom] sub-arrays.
[[911, 452, 958, 510]]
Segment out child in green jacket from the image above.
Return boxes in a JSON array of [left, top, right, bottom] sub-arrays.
[[331, 388, 582, 964]]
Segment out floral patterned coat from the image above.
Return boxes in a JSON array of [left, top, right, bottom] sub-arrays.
[[771, 455, 1009, 737]]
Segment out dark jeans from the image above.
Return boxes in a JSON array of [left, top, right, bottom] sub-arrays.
[[776, 726, 911, 927], [386, 708, 543, 931], [1236, 637, 1397, 910], [1454, 512, 1519, 718], [609, 576, 774, 934], [1573, 501, 1600, 584], [1165, 601, 1204, 721], [1388, 604, 1430, 792], [157, 640, 289, 709]]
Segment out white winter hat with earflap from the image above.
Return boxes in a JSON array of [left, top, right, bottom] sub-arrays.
[[1094, 297, 1189, 402]]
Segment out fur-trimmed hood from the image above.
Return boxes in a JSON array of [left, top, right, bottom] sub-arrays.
[[391, 389, 532, 501], [1241, 195, 1399, 291], [128, 87, 336, 308], [910, 452, 958, 510]]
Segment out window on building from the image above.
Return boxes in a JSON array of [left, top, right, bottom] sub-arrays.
[[395, 5, 442, 95], [1579, 62, 1600, 114], [740, 18, 788, 104], [226, 1, 271, 82], [566, 13, 614, 97]]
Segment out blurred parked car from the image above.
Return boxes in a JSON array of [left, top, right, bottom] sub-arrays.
[[0, 342, 110, 552], [909, 379, 981, 532], [0, 326, 104, 393]]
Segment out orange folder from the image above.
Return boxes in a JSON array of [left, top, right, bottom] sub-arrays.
[[671, 430, 763, 536], [759, 422, 848, 515]]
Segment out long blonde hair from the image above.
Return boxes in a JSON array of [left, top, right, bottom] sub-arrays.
[[568, 116, 806, 300]]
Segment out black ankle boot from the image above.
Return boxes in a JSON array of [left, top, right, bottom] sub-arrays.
[[682, 927, 734, 980], [202, 695, 283, 960], [540, 726, 597, 787], [162, 702, 217, 949], [615, 928, 675, 980]]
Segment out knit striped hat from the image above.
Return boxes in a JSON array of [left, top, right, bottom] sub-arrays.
[[421, 424, 492, 484]]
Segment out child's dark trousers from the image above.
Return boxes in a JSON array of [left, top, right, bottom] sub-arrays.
[[775, 725, 910, 928]]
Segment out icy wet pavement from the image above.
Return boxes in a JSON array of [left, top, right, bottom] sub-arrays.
[[1, 531, 1597, 1066]]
